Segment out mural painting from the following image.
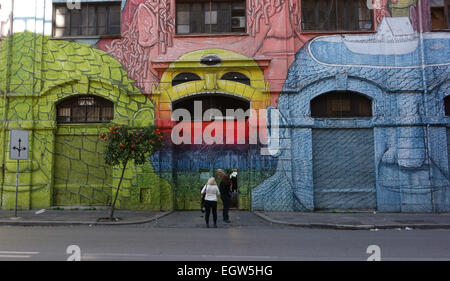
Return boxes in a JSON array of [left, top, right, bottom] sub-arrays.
[[150, 48, 276, 210], [1, 0, 449, 212], [373, 0, 432, 31], [0, 32, 172, 210], [253, 17, 450, 212], [98, 0, 308, 96]]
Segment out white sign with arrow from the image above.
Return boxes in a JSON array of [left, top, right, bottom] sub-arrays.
[[9, 130, 29, 218], [10, 130, 28, 160]]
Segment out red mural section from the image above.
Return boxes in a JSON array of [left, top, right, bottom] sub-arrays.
[[374, 0, 392, 24], [97, 0, 311, 97]]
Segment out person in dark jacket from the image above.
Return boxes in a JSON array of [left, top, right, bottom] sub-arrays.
[[231, 169, 238, 192], [219, 173, 232, 223], [201, 177, 220, 228]]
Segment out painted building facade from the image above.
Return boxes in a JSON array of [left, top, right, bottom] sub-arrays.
[[0, 0, 449, 212]]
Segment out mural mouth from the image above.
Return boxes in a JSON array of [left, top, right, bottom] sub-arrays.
[[150, 49, 273, 154], [171, 94, 251, 121]]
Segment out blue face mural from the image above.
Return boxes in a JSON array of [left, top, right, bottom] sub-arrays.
[[253, 17, 450, 212]]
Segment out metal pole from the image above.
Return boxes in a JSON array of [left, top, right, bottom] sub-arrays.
[[15, 159, 18, 217]]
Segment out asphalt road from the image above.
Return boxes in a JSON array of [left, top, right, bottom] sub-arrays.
[[0, 212, 449, 261]]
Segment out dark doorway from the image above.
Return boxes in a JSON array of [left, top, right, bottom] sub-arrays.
[[214, 168, 239, 209]]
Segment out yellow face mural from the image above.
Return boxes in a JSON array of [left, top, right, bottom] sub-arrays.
[[152, 49, 271, 128]]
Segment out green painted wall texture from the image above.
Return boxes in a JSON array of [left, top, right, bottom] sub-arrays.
[[0, 32, 173, 210]]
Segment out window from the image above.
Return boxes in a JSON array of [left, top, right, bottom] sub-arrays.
[[311, 91, 372, 118], [431, 0, 450, 30], [176, 0, 246, 34], [57, 96, 114, 123], [301, 0, 373, 32], [445, 96, 450, 116], [172, 73, 202, 87], [221, 72, 251, 86], [53, 1, 121, 37]]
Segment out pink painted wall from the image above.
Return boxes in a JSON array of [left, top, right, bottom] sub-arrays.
[[97, 0, 311, 101], [97, 0, 433, 104]]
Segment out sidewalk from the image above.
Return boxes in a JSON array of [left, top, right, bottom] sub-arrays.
[[0, 209, 172, 226], [1, 209, 450, 229], [253, 211, 450, 230]]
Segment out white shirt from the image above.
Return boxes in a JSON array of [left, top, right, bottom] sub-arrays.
[[201, 185, 220, 201]]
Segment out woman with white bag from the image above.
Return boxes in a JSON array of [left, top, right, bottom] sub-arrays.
[[201, 177, 220, 228]]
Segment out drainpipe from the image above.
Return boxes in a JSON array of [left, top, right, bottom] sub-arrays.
[[416, 0, 434, 210], [0, 0, 14, 208]]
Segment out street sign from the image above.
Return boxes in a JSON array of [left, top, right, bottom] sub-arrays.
[[9, 130, 29, 217], [10, 130, 28, 160]]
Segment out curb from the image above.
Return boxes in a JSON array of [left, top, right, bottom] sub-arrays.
[[0, 211, 174, 227], [253, 211, 450, 230]]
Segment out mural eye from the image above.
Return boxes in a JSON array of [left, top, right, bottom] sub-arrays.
[[220, 72, 251, 86], [200, 55, 222, 66], [172, 72, 202, 87]]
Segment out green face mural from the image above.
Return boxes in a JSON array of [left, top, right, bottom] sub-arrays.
[[0, 32, 172, 210]]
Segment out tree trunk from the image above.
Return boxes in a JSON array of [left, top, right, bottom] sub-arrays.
[[109, 160, 128, 220]]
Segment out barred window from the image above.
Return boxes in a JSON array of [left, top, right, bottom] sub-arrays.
[[57, 96, 114, 123], [431, 0, 450, 30], [301, 0, 373, 32], [176, 0, 246, 34], [311, 91, 372, 118], [53, 1, 121, 37]]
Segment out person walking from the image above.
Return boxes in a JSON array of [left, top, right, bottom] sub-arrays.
[[219, 173, 232, 223], [201, 177, 220, 228]]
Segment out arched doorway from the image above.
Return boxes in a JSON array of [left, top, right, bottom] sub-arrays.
[[310, 91, 376, 210], [171, 93, 251, 210], [151, 49, 275, 211], [53, 95, 114, 206]]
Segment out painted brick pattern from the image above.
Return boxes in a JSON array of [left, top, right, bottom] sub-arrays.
[[0, 32, 172, 210], [252, 19, 450, 212]]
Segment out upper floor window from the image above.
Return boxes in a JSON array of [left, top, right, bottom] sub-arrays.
[[57, 96, 114, 123], [311, 91, 372, 118], [176, 0, 246, 34], [301, 0, 373, 32], [431, 0, 450, 30], [53, 1, 121, 38]]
